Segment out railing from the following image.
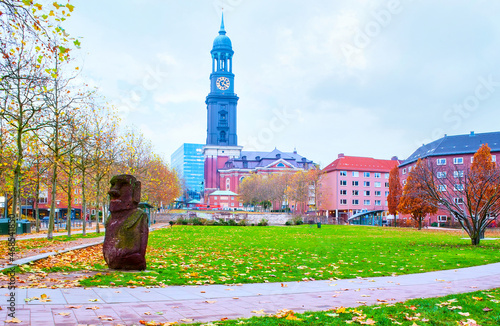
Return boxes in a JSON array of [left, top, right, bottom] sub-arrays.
[[38, 219, 93, 229]]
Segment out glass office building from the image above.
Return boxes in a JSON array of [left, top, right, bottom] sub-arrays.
[[171, 143, 205, 200]]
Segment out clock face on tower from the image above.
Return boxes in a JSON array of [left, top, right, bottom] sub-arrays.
[[216, 77, 230, 90]]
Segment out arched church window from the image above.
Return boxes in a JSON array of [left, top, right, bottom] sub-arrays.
[[226, 178, 230, 190], [277, 163, 285, 168]]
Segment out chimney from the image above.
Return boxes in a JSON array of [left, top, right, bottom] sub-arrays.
[[391, 156, 399, 161], [470, 131, 475, 137], [276, 153, 281, 159], [338, 153, 345, 158]]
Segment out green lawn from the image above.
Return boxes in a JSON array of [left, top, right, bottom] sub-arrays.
[[188, 288, 500, 325], [49, 225, 500, 287]]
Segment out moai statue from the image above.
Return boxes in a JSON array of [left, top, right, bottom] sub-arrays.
[[103, 174, 148, 270]]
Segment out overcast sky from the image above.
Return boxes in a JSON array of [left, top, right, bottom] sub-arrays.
[[65, 0, 500, 168]]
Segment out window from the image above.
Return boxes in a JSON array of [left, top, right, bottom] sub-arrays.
[[385, 191, 389, 197], [352, 181, 359, 186], [374, 182, 381, 187], [239, 203, 243, 207], [364, 191, 371, 196], [214, 196, 218, 200], [375, 191, 381, 196], [408, 166, 413, 172], [352, 199, 359, 205], [437, 172, 447, 179], [437, 215, 447, 222], [375, 200, 381, 206], [363, 172, 370, 177], [454, 198, 464, 204], [340, 171, 347, 176], [385, 182, 389, 188], [352, 171, 359, 177], [454, 184, 464, 191], [492, 155, 497, 162], [219, 130, 226, 142], [340, 199, 347, 205], [340, 180, 347, 186], [374, 173, 381, 178], [340, 190, 347, 195], [402, 168, 407, 175], [453, 157, 463, 165], [231, 203, 235, 207], [352, 190, 359, 196], [471, 157, 474, 163], [226, 178, 230, 190], [453, 170, 464, 178], [277, 163, 285, 167], [437, 158, 446, 165], [364, 200, 371, 205], [402, 180, 406, 185], [364, 181, 370, 187], [231, 196, 235, 200], [439, 185, 447, 192], [384, 173, 389, 179], [39, 197, 48, 204]]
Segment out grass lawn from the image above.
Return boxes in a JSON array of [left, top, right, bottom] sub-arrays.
[[12, 225, 500, 287], [188, 288, 500, 325], [0, 231, 103, 258]]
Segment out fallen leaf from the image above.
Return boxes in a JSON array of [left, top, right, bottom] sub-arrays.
[[205, 300, 217, 304], [86, 306, 100, 310], [5, 318, 22, 323], [56, 312, 70, 316], [483, 307, 493, 312], [65, 305, 82, 309], [251, 309, 266, 314], [458, 312, 470, 316]]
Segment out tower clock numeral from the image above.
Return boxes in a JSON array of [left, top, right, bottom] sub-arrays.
[[216, 77, 230, 90]]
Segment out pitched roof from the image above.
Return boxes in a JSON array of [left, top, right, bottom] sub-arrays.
[[401, 131, 500, 166], [323, 156, 399, 173], [209, 190, 238, 196], [220, 148, 314, 170]]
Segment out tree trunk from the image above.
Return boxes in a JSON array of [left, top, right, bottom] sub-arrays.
[[471, 235, 480, 246], [47, 164, 58, 240], [35, 179, 40, 232], [82, 172, 86, 236], [418, 218, 422, 230], [66, 178, 72, 237]]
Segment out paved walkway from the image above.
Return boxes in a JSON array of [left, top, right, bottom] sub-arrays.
[[1, 262, 500, 325]]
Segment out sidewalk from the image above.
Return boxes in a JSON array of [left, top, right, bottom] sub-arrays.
[[1, 262, 500, 325]]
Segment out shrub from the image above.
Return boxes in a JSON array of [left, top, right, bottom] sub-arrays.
[[238, 219, 248, 226], [175, 217, 188, 225], [228, 219, 238, 226], [190, 217, 203, 225], [285, 220, 292, 226], [168, 221, 174, 227], [257, 218, 269, 226], [293, 216, 304, 225], [431, 222, 438, 227]]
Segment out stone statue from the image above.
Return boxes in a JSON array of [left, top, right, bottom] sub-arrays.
[[103, 174, 149, 270]]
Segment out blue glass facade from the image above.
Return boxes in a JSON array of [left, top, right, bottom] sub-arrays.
[[171, 143, 205, 200]]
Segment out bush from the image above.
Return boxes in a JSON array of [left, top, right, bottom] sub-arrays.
[[257, 218, 269, 226], [175, 217, 188, 225], [238, 219, 248, 226], [190, 217, 203, 225], [228, 219, 238, 226], [293, 216, 304, 225], [285, 220, 292, 226], [431, 222, 438, 227], [168, 221, 174, 226]]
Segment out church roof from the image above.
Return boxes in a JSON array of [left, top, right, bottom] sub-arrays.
[[212, 13, 232, 52], [400, 131, 500, 167], [220, 148, 314, 170], [324, 155, 399, 173], [209, 190, 238, 196]]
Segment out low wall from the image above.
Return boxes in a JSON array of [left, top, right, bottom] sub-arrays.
[[154, 212, 294, 226]]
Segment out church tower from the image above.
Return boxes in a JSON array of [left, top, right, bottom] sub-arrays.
[[204, 14, 242, 193]]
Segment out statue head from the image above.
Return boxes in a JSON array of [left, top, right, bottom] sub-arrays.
[[108, 174, 141, 212]]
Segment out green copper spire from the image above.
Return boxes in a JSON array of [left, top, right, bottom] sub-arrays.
[[219, 12, 226, 35]]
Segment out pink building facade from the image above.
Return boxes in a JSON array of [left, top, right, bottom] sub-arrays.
[[319, 154, 400, 223]]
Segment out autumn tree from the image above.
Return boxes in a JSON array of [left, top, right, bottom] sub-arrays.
[[398, 159, 438, 230], [286, 169, 322, 214], [412, 145, 500, 245], [387, 165, 402, 227]]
